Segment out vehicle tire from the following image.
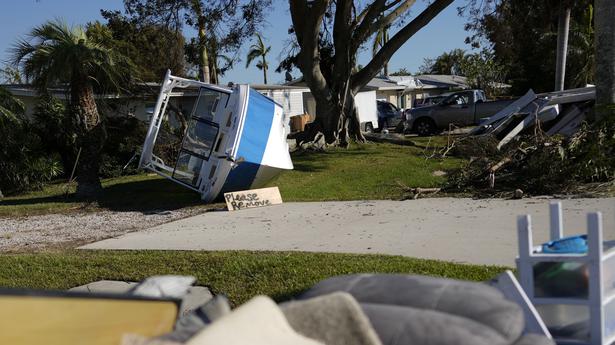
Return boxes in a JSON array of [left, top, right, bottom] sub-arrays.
[[414, 118, 437, 136], [364, 122, 374, 133]]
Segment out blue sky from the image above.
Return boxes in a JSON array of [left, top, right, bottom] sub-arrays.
[[0, 0, 471, 84]]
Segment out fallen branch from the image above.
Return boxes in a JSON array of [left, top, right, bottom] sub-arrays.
[[396, 180, 441, 199]]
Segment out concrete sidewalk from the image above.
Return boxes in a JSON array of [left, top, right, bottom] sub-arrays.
[[81, 198, 615, 266]]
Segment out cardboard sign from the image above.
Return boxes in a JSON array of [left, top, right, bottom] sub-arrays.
[[224, 187, 283, 211]]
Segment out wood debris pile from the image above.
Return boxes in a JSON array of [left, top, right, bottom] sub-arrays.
[[443, 86, 615, 197]]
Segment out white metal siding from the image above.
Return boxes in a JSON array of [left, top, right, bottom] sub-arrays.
[[259, 90, 305, 116], [355, 90, 378, 128]]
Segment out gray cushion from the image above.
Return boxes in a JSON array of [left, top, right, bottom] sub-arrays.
[[512, 334, 556, 345], [362, 303, 510, 345], [281, 292, 382, 345], [300, 274, 525, 344]]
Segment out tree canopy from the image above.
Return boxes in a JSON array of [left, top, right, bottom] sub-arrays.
[[88, 10, 187, 82], [419, 48, 507, 97], [462, 0, 594, 94], [287, 0, 453, 145], [116, 0, 272, 83], [418, 48, 466, 75]]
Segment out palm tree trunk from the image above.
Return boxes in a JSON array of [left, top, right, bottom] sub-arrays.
[[192, 0, 211, 83], [595, 0, 615, 121], [555, 3, 571, 91], [72, 81, 105, 198], [263, 57, 268, 84]]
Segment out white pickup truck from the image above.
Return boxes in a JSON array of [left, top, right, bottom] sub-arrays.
[[404, 90, 515, 136]]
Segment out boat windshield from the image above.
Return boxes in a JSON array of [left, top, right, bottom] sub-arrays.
[[170, 87, 229, 188]]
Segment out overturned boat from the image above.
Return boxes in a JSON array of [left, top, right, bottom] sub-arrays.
[[139, 70, 293, 202]]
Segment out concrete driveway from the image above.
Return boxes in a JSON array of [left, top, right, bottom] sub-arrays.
[[81, 198, 615, 266]]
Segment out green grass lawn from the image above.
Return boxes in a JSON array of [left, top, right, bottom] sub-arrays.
[[0, 141, 463, 217], [0, 250, 506, 305], [268, 142, 462, 201]]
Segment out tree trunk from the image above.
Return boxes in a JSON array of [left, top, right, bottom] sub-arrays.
[[198, 25, 211, 83], [209, 46, 219, 85], [72, 80, 105, 199], [311, 87, 365, 145], [595, 0, 615, 121], [192, 0, 211, 83], [263, 64, 268, 85], [555, 4, 571, 91]]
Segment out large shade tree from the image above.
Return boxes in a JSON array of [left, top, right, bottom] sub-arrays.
[[11, 20, 132, 198], [91, 10, 187, 81], [462, 0, 593, 94], [120, 0, 272, 83], [288, 0, 453, 145]]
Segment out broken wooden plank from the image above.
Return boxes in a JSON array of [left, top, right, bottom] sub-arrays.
[[540, 86, 595, 106], [224, 187, 283, 211], [546, 105, 583, 136], [546, 91, 595, 105], [497, 104, 559, 150], [470, 90, 537, 135], [558, 111, 586, 137]]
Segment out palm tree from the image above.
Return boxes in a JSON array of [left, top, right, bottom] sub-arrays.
[[11, 19, 131, 198], [246, 33, 271, 84]]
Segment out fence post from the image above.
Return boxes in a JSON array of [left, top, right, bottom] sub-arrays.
[[549, 201, 564, 240], [588, 212, 604, 345]]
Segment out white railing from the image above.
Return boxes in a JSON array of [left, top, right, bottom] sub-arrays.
[[517, 201, 614, 345]]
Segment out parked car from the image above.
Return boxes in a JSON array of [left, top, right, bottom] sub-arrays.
[[403, 90, 515, 136], [376, 100, 403, 132]]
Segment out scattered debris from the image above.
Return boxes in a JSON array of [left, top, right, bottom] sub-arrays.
[[442, 86, 612, 197], [396, 180, 441, 200], [470, 87, 595, 149]]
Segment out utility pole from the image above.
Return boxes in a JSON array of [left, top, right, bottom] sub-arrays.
[[555, 3, 571, 91]]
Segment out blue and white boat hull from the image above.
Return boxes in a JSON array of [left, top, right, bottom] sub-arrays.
[[139, 71, 293, 203]]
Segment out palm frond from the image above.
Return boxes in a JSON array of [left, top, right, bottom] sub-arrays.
[[0, 87, 24, 123], [11, 18, 135, 94]]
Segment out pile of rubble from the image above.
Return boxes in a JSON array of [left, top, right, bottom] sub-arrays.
[[470, 86, 595, 148], [444, 86, 615, 196]]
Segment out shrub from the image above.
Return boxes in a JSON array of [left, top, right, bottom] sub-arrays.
[[0, 121, 63, 195], [99, 116, 148, 178]]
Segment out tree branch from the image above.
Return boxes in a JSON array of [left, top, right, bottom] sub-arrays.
[[351, 0, 387, 49], [351, 0, 453, 93], [371, 0, 416, 35], [352, 0, 415, 54], [289, 0, 331, 99], [333, 0, 353, 86]]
